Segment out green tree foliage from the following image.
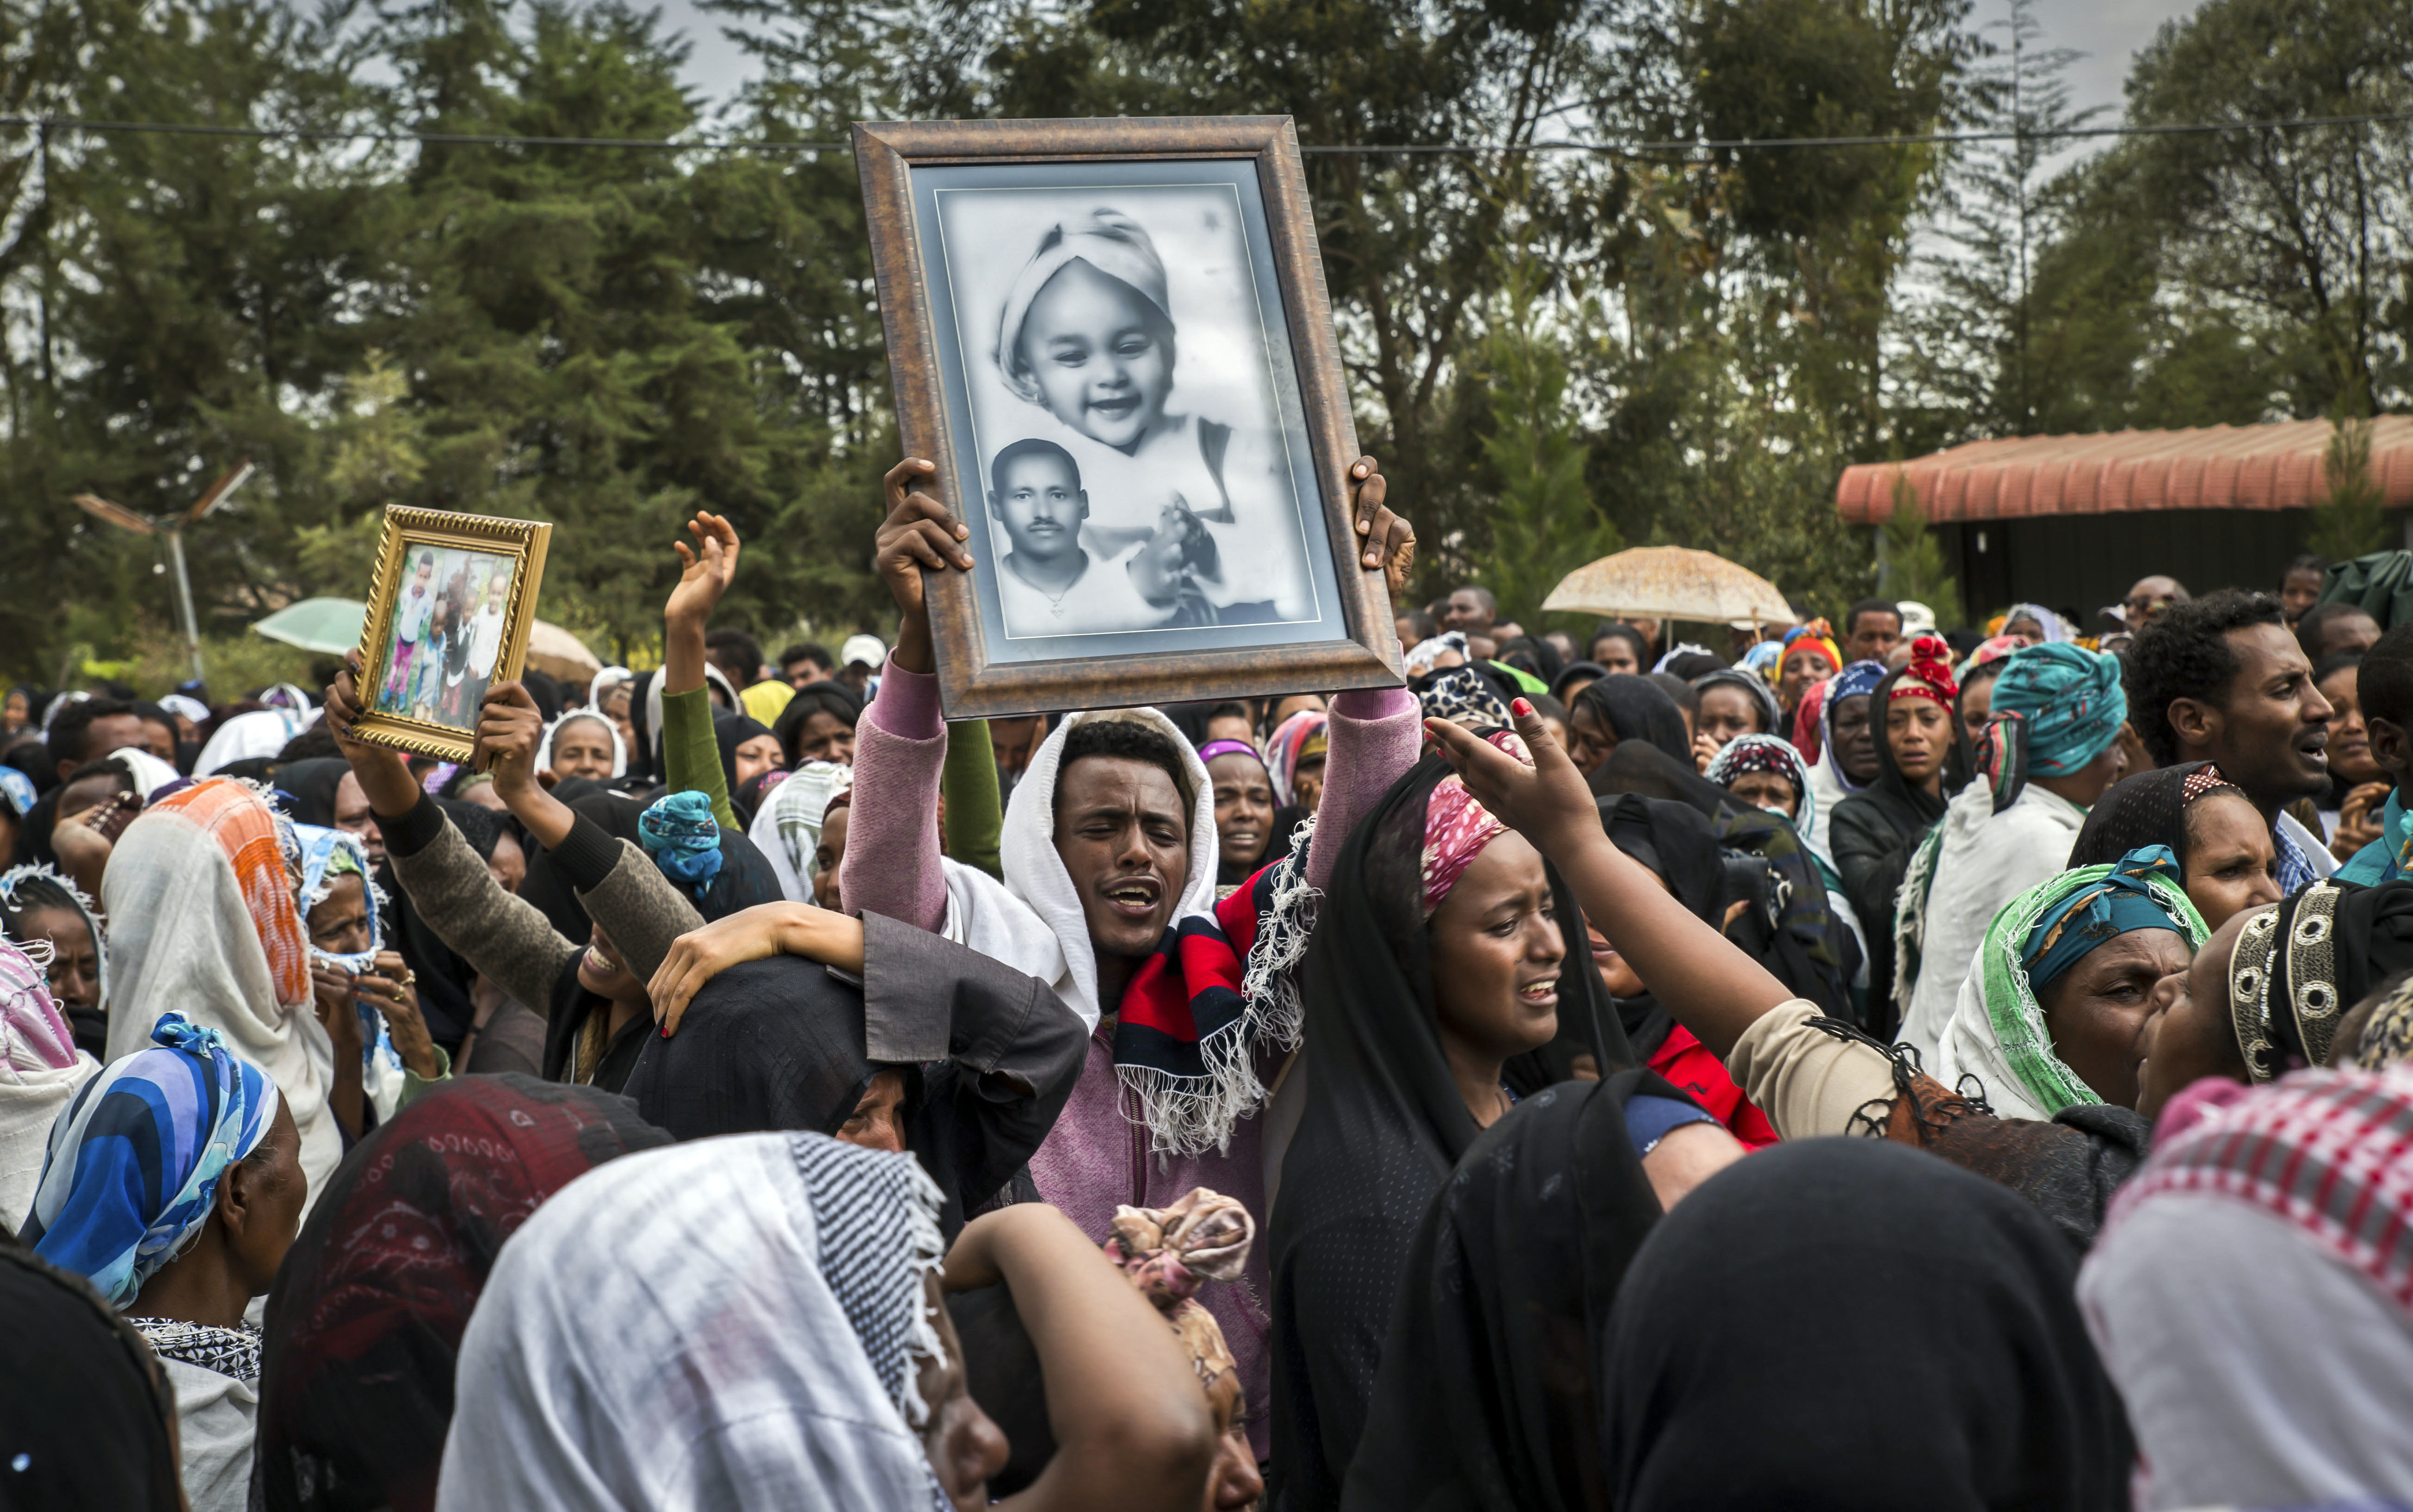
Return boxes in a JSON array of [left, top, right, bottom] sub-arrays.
[[6, 0, 2408, 690], [2013, 0, 2413, 428], [2310, 412, 2391, 561], [1876, 473, 1964, 629], [1464, 268, 1618, 630]]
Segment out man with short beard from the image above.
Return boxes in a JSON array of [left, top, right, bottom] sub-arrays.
[[2127, 590, 2336, 893], [840, 453, 1419, 1463]]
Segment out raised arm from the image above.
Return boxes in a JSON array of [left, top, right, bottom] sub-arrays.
[[324, 656, 577, 1017], [1425, 700, 1792, 1057], [1298, 457, 1421, 890], [837, 461, 970, 931], [660, 510, 741, 830], [944, 1205, 1216, 1512], [470, 681, 707, 985]]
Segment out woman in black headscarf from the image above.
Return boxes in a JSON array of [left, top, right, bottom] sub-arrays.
[[1828, 651, 1973, 1037], [0, 1238, 185, 1510], [772, 679, 861, 769], [2070, 762, 2282, 932], [272, 757, 352, 828], [1268, 745, 1636, 1512], [1549, 660, 1607, 709], [623, 904, 1088, 1239], [710, 706, 781, 803], [1602, 1138, 2130, 1512], [1569, 675, 1691, 778], [1342, 1076, 1664, 1512]]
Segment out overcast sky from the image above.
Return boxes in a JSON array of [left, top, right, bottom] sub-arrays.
[[648, 0, 2206, 135]]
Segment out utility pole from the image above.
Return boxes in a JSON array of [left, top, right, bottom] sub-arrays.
[[74, 460, 256, 685]]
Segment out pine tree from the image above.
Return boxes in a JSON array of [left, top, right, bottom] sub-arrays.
[[1468, 269, 1618, 632], [2309, 412, 2390, 562], [1876, 473, 1964, 630]]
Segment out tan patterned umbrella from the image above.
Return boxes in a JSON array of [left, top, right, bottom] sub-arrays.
[[525, 620, 603, 682], [1542, 547, 1790, 628]]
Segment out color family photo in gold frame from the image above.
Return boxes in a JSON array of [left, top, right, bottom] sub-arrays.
[[350, 507, 550, 762]]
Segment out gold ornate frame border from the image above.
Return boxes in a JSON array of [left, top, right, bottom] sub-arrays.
[[350, 506, 552, 762]]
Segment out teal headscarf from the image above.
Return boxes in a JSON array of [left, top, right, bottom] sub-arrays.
[[1955, 846, 2207, 1118], [1980, 643, 2127, 812], [2021, 844, 2191, 996]]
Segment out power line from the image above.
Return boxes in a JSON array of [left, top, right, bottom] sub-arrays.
[[1, 109, 2408, 158]]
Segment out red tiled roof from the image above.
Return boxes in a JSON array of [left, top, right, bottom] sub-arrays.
[[1835, 417, 2413, 523]]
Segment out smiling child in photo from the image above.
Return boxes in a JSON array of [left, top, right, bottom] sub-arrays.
[[991, 206, 1308, 620]]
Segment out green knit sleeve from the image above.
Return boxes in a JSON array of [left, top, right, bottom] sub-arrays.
[[942, 718, 1004, 881], [660, 685, 737, 830]]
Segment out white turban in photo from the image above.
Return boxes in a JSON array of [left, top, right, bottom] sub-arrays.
[[994, 208, 1173, 404]]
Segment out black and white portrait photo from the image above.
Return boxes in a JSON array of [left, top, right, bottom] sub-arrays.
[[861, 121, 1401, 716], [940, 190, 1316, 640]]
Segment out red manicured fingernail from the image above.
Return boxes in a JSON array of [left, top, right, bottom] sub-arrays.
[[1513, 698, 1533, 716]]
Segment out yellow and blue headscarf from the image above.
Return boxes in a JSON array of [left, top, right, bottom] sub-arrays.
[[21, 1013, 279, 1308]]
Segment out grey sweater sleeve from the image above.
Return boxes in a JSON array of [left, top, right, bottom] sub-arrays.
[[578, 840, 704, 983], [389, 812, 581, 1018]]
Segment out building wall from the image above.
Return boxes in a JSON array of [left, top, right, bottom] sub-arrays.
[[1940, 508, 2327, 632]]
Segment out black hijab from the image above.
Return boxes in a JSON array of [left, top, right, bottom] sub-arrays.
[[1495, 634, 1565, 686], [1574, 675, 1691, 768], [1343, 1073, 1666, 1512], [773, 680, 862, 768], [711, 706, 777, 799], [621, 670, 657, 783], [377, 804, 486, 1051], [1268, 753, 1626, 1512], [624, 955, 874, 1150], [1604, 1139, 2130, 1512], [2069, 761, 2238, 869], [0, 1241, 184, 1510], [1598, 795, 1724, 1059], [436, 796, 505, 862], [1549, 660, 1607, 707], [272, 757, 352, 828], [1587, 742, 1860, 1021]]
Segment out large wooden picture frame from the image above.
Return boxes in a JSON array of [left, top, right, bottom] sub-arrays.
[[349, 506, 551, 762], [855, 116, 1402, 718]]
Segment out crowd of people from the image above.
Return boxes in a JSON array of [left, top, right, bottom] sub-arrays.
[[1, 453, 2407, 1511]]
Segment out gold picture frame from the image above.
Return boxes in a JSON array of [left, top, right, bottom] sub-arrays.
[[350, 507, 551, 762]]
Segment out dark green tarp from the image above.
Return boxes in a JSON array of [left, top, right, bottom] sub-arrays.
[[2319, 551, 2413, 629]]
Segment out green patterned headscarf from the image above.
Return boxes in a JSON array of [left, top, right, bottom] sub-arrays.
[[1938, 849, 2208, 1119]]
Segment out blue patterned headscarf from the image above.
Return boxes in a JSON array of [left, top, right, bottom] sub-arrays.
[[1981, 642, 2128, 812], [295, 824, 380, 975], [22, 1013, 280, 1308], [639, 791, 725, 900], [295, 823, 408, 1081], [2020, 844, 2191, 996], [1815, 659, 1892, 794]]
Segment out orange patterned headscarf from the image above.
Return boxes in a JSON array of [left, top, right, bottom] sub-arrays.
[[145, 779, 311, 1008]]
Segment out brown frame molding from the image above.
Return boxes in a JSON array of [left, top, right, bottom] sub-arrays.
[[350, 506, 551, 762], [854, 115, 1402, 718]]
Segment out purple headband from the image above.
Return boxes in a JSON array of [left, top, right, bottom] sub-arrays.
[[1197, 739, 1266, 770]]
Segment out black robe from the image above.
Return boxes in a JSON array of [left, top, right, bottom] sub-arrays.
[[620, 912, 1087, 1239], [1266, 753, 1626, 1512]]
